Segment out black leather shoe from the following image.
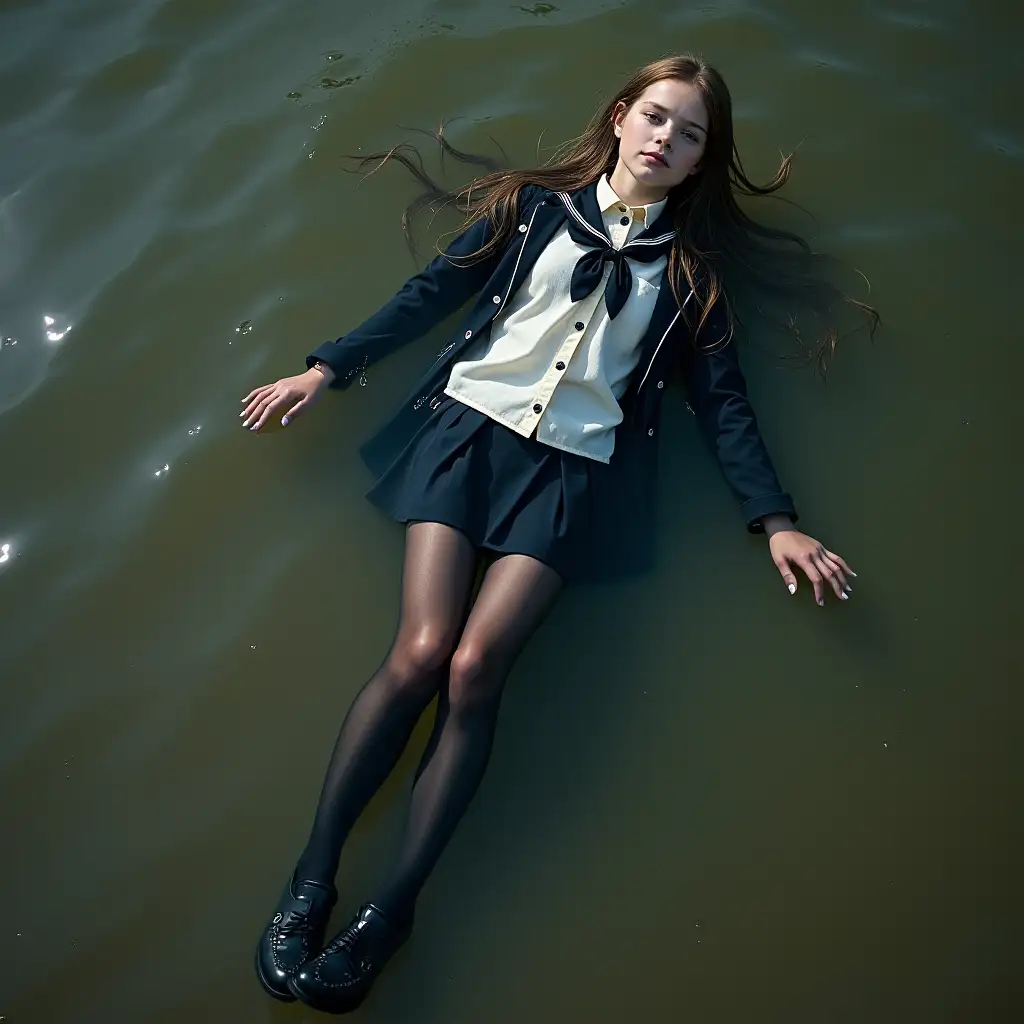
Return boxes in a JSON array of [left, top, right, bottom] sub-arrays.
[[255, 873, 337, 1001], [287, 903, 412, 1013]]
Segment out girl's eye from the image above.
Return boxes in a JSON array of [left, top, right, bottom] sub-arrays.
[[643, 111, 661, 123], [682, 130, 699, 143]]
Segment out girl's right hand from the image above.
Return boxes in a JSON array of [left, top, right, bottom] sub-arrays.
[[240, 366, 332, 431]]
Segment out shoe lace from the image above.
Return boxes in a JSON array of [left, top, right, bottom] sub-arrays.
[[323, 915, 370, 957], [275, 904, 312, 939]]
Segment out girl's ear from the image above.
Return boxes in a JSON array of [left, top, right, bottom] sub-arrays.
[[611, 100, 627, 137]]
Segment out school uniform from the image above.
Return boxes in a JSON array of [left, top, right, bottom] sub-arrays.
[[307, 176, 797, 582]]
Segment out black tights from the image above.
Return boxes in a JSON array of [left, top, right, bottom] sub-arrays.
[[295, 522, 562, 923]]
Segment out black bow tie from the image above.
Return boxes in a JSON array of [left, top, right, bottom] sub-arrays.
[[557, 187, 675, 319]]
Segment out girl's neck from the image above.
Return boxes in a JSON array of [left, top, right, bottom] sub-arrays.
[[607, 160, 671, 208]]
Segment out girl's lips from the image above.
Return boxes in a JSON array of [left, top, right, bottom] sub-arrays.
[[641, 152, 667, 167]]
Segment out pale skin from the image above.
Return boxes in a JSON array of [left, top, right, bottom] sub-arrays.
[[241, 76, 856, 606]]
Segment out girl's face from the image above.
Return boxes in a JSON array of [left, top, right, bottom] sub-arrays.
[[612, 79, 709, 194]]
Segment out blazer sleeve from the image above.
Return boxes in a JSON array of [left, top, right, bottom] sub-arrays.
[[307, 187, 538, 389], [677, 300, 798, 532]]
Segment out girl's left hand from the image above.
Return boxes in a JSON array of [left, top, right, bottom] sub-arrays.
[[763, 518, 855, 606]]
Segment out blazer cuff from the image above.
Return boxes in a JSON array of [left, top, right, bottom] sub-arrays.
[[306, 340, 361, 390], [742, 493, 798, 533]]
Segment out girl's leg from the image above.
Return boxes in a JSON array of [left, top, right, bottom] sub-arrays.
[[294, 522, 478, 886], [371, 551, 563, 924]]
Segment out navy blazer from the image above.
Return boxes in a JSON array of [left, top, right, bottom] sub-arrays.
[[308, 183, 797, 543]]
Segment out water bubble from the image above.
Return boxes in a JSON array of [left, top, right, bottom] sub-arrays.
[[235, 320, 252, 335], [312, 114, 327, 130], [1, 337, 17, 347], [325, 51, 344, 61], [154, 463, 170, 478], [44, 315, 55, 326], [187, 425, 202, 436], [0, 542, 11, 564], [287, 91, 302, 99]]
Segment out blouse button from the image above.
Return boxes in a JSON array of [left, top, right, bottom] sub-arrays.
[[555, 361, 565, 371], [533, 403, 543, 414], [657, 380, 664, 389], [518, 223, 527, 232], [464, 330, 472, 339], [574, 321, 584, 331], [492, 295, 501, 304], [647, 428, 655, 437], [619, 216, 630, 226]]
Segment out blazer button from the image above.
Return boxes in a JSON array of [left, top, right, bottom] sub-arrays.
[[657, 380, 664, 389], [574, 321, 584, 331], [533, 403, 543, 414], [555, 361, 565, 371], [518, 223, 527, 232], [492, 295, 501, 304], [647, 428, 655, 437], [465, 330, 472, 339]]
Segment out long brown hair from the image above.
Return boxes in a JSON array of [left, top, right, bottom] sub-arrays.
[[346, 54, 878, 367]]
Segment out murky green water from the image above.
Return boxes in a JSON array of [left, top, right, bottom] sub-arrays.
[[1, 1, 1021, 1020]]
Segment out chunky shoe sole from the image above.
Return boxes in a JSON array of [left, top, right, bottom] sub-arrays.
[[254, 945, 296, 1003]]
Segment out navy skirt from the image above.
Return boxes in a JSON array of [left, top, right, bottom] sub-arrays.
[[366, 396, 654, 584]]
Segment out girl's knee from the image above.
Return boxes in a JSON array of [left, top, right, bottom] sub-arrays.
[[447, 642, 503, 712], [387, 628, 456, 690]]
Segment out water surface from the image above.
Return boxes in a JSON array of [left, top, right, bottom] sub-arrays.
[[0, 1, 1020, 1021]]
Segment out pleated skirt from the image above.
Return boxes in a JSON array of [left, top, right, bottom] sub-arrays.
[[366, 395, 651, 584]]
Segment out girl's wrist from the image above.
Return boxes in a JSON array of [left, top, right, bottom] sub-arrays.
[[761, 513, 794, 538], [309, 361, 336, 385]]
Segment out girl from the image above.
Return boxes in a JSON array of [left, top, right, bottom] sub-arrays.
[[246, 54, 868, 1014]]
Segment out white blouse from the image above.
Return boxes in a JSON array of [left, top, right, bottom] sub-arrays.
[[443, 174, 668, 463]]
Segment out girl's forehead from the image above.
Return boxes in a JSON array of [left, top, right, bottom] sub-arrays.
[[636, 79, 709, 127]]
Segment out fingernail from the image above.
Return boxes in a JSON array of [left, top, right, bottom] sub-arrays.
[[817, 598, 825, 607], [281, 416, 290, 426], [250, 425, 258, 431], [845, 585, 853, 593], [840, 592, 848, 600], [850, 571, 858, 577], [788, 584, 796, 595]]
